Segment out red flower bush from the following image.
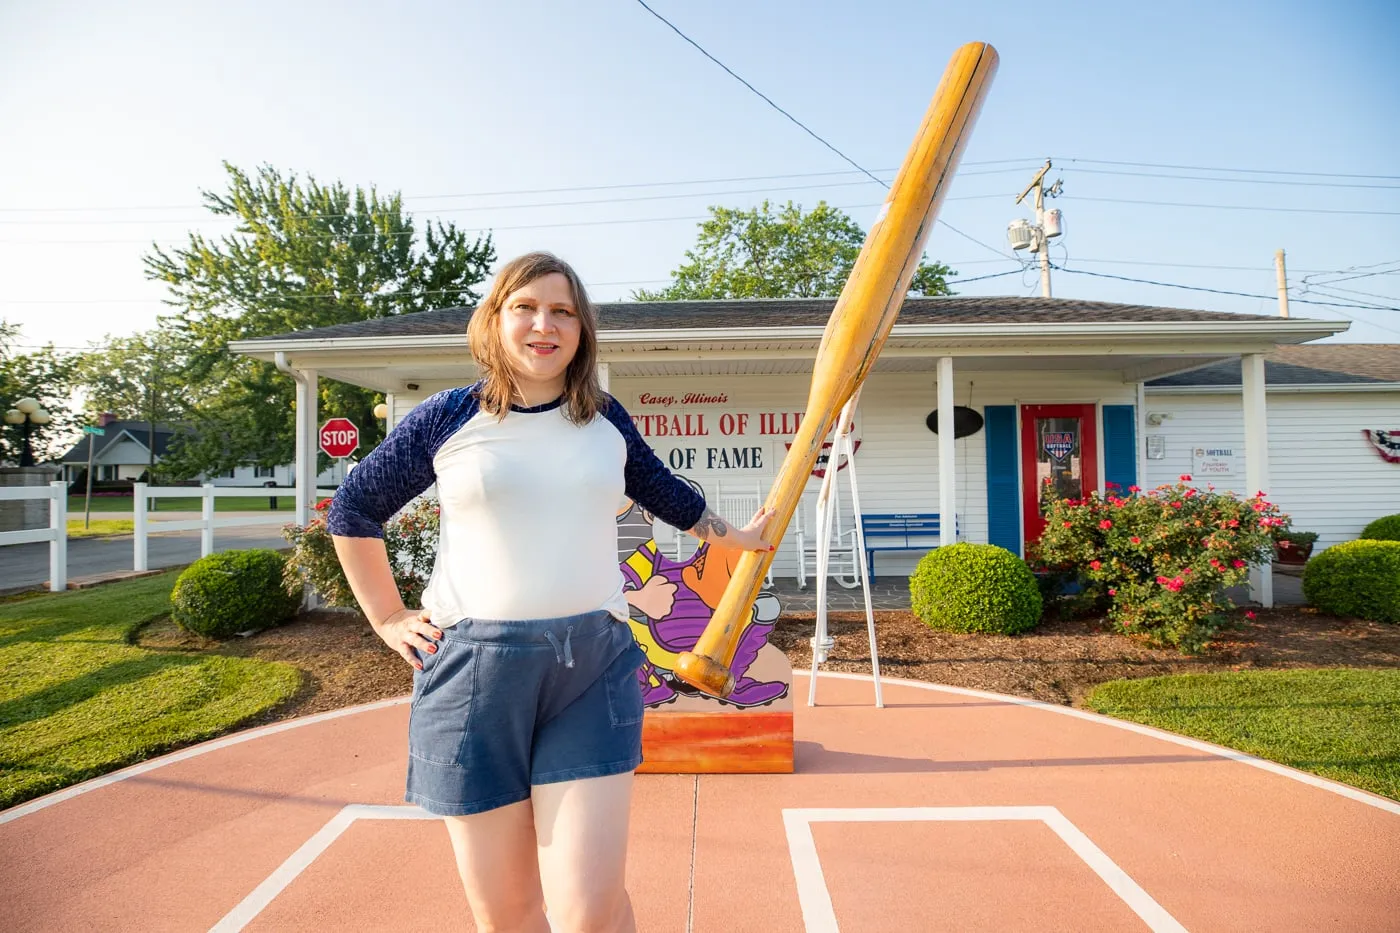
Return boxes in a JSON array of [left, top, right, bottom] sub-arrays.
[[1036, 480, 1285, 652], [282, 496, 441, 610]]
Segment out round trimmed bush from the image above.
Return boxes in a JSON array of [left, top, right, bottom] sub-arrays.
[[171, 549, 303, 639], [1360, 514, 1400, 542], [1302, 540, 1400, 624], [909, 543, 1043, 635]]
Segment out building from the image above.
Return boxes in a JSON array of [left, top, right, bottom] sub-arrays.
[[230, 296, 1399, 606], [1143, 344, 1400, 549]]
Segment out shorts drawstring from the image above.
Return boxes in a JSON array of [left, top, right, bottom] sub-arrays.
[[544, 626, 575, 668]]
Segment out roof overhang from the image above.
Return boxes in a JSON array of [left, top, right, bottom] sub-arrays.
[[228, 318, 1349, 393], [1147, 381, 1400, 395]]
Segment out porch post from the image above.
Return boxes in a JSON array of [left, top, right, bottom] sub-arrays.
[[1242, 353, 1273, 608], [937, 356, 956, 546], [596, 362, 610, 393], [295, 369, 318, 526]]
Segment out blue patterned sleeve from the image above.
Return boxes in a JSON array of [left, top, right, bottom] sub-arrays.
[[328, 389, 474, 538], [603, 397, 707, 531]]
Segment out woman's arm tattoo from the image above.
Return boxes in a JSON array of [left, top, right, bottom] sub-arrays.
[[690, 508, 729, 540]]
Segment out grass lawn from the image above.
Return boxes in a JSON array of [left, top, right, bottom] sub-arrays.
[[68, 495, 296, 513], [1086, 668, 1400, 802], [66, 518, 134, 538], [0, 572, 302, 810]]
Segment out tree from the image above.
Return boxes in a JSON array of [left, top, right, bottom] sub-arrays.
[[144, 163, 496, 479], [72, 330, 193, 483], [0, 321, 78, 466], [632, 200, 956, 301]]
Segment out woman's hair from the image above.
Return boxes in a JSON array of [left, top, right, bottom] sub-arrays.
[[466, 251, 610, 424]]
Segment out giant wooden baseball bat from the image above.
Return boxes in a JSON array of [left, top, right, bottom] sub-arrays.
[[673, 41, 999, 697]]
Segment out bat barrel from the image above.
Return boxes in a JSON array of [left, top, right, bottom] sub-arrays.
[[674, 42, 1000, 698]]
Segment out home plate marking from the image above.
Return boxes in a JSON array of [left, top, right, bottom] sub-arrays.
[[782, 806, 1188, 933], [209, 804, 439, 932]]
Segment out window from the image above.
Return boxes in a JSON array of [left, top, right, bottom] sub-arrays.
[[217, 468, 236, 479], [101, 465, 119, 481], [254, 466, 276, 479]]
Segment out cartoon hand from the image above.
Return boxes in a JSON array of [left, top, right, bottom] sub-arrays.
[[626, 574, 677, 620]]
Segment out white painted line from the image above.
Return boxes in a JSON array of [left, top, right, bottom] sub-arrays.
[[0, 696, 409, 825], [8, 670, 1397, 827], [209, 804, 437, 932], [794, 670, 1400, 817], [782, 806, 1188, 933]]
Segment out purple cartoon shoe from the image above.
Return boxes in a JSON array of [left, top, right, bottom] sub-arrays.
[[722, 676, 790, 707]]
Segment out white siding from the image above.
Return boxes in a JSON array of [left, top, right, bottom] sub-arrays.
[[1143, 389, 1400, 549], [205, 462, 347, 487], [388, 371, 1142, 580], [614, 370, 1137, 580]]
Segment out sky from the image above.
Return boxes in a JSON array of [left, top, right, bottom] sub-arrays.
[[1, 0, 1398, 355]]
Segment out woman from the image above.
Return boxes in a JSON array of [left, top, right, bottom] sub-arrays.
[[329, 251, 773, 932]]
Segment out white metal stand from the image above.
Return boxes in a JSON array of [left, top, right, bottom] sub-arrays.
[[807, 392, 883, 708]]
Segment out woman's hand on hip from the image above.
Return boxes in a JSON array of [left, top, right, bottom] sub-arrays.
[[373, 608, 442, 671]]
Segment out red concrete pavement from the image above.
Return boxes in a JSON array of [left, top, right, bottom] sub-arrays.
[[2, 672, 1397, 932]]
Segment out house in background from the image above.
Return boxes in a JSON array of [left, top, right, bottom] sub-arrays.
[[58, 417, 348, 489]]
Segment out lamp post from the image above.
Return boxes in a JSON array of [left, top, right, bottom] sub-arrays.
[[4, 397, 53, 467]]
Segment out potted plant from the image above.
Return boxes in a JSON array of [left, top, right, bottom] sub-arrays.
[[1274, 528, 1319, 565]]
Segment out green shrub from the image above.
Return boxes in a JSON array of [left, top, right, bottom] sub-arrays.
[[910, 543, 1043, 635], [1360, 514, 1400, 542], [1302, 540, 1400, 624], [171, 549, 303, 639]]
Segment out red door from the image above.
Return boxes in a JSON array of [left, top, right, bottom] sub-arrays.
[[1020, 404, 1099, 545]]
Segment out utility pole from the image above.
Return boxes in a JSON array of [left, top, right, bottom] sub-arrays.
[[1008, 160, 1064, 298], [1275, 249, 1290, 318]]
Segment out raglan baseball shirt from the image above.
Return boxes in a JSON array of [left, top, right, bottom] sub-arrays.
[[328, 383, 707, 628]]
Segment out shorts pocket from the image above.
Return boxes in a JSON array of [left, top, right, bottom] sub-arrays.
[[408, 639, 476, 767], [604, 640, 645, 728]]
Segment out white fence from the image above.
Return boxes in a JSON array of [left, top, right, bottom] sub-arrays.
[[132, 483, 337, 572], [0, 481, 67, 591]]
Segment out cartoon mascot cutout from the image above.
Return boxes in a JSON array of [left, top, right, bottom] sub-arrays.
[[616, 477, 789, 709]]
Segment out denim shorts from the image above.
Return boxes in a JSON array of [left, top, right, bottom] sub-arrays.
[[404, 609, 647, 817]]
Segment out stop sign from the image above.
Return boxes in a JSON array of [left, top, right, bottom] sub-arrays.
[[319, 417, 359, 458]]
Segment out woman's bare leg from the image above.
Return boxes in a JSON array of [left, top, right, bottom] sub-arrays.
[[532, 772, 637, 933], [441, 799, 550, 933]]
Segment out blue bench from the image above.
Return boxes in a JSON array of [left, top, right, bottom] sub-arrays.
[[860, 513, 955, 582]]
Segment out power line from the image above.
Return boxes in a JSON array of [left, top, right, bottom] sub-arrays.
[[0, 161, 1045, 216], [1054, 157, 1400, 182], [1052, 264, 1400, 312], [1067, 196, 1400, 216], [0, 194, 1037, 246], [630, 0, 1017, 263], [0, 183, 1018, 226], [1062, 167, 1400, 190]]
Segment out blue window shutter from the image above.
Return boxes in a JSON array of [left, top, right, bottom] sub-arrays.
[[1102, 405, 1137, 493], [984, 405, 1021, 555]]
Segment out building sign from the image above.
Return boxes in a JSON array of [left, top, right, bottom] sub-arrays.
[[1042, 431, 1075, 461], [629, 387, 859, 475], [1191, 445, 1239, 476]]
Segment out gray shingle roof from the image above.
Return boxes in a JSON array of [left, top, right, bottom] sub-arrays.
[[59, 421, 186, 463], [254, 296, 1285, 342], [1148, 344, 1400, 387]]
